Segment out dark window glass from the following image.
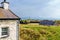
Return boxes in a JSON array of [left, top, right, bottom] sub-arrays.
[[2, 27, 8, 35]]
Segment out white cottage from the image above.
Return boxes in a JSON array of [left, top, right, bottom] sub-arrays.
[[0, 0, 20, 40]]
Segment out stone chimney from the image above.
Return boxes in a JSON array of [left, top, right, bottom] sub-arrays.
[[1, 0, 9, 10]]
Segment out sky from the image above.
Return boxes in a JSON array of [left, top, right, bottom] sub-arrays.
[[0, 0, 60, 20]]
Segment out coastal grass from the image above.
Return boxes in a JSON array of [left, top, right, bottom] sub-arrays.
[[20, 23, 60, 40]]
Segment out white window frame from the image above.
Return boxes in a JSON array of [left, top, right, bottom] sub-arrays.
[[0, 27, 9, 38]]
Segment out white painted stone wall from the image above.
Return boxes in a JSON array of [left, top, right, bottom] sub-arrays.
[[0, 20, 19, 40]]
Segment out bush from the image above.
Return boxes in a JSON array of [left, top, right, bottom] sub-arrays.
[[30, 20, 40, 23], [20, 20, 30, 24], [55, 20, 60, 25]]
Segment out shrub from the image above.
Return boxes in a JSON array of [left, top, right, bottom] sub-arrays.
[[20, 20, 30, 24]]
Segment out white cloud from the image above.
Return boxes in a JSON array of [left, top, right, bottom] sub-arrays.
[[48, 0, 60, 5], [42, 0, 60, 19], [9, 0, 60, 19]]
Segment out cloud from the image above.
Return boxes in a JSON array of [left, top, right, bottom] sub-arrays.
[[48, 0, 60, 5], [6, 0, 60, 19], [41, 0, 60, 19]]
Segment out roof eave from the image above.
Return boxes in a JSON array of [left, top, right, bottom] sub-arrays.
[[0, 18, 20, 20]]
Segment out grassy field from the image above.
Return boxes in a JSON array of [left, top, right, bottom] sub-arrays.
[[20, 23, 60, 40]]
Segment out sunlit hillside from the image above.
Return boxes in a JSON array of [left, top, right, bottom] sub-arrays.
[[19, 23, 60, 40]]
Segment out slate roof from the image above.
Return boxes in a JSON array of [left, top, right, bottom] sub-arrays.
[[0, 8, 20, 20]]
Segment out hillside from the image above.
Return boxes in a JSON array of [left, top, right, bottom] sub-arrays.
[[20, 24, 60, 40]]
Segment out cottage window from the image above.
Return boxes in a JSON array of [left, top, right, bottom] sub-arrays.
[[1, 27, 9, 38]]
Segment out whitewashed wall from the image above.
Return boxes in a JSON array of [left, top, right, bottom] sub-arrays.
[[2, 3, 9, 9], [0, 20, 19, 40]]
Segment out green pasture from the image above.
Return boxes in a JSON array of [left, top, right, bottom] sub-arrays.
[[20, 23, 60, 40]]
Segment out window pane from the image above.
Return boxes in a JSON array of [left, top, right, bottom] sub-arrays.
[[2, 28, 8, 31], [2, 27, 8, 35], [2, 32, 8, 35]]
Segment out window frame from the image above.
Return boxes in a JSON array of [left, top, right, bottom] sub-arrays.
[[1, 27, 9, 38]]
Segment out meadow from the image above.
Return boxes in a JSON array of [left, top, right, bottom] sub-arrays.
[[20, 23, 60, 40]]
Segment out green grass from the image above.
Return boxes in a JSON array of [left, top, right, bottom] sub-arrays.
[[20, 24, 60, 40]]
